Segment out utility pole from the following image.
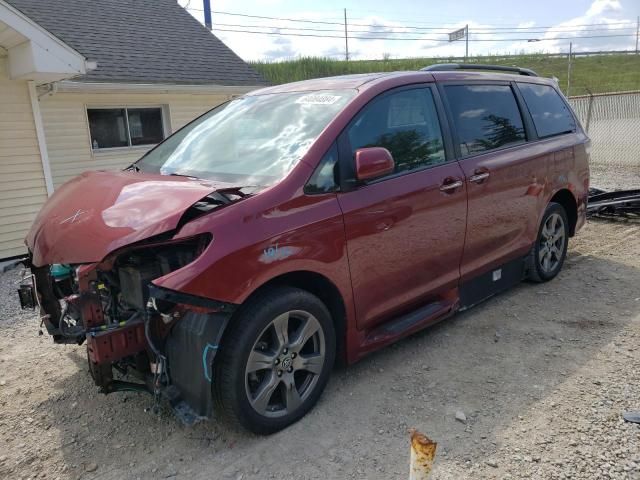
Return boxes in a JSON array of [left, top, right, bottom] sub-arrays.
[[636, 15, 640, 55], [203, 0, 212, 30], [465, 24, 469, 60], [344, 8, 349, 62], [567, 42, 572, 98]]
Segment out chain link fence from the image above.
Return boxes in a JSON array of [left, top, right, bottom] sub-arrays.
[[569, 91, 640, 190]]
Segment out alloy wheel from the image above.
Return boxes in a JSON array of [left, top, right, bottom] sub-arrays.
[[538, 212, 566, 273], [244, 310, 325, 418]]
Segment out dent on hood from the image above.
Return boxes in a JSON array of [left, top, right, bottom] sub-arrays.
[[101, 181, 214, 229], [26, 171, 226, 266]]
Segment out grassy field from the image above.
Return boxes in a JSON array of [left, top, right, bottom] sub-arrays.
[[251, 52, 640, 96]]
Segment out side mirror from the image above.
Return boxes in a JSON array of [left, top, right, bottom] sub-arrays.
[[354, 147, 395, 181]]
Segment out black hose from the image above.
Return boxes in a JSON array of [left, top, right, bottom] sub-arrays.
[[144, 310, 170, 390], [143, 311, 164, 360]]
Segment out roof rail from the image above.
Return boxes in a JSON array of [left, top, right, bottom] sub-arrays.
[[421, 63, 538, 77]]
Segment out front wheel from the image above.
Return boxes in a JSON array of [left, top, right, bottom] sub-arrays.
[[214, 287, 336, 434], [526, 202, 569, 282]]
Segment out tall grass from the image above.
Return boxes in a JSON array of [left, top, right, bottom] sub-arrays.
[[251, 53, 640, 96]]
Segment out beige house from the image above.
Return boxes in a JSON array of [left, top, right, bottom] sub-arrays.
[[0, 0, 266, 259]]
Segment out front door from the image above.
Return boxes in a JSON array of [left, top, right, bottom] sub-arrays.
[[337, 86, 467, 330]]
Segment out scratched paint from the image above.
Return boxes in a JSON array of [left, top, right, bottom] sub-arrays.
[[259, 244, 301, 264]]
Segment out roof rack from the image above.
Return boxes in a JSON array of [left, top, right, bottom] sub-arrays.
[[421, 63, 538, 77]]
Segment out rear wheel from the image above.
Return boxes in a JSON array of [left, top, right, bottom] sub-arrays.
[[526, 202, 569, 282], [214, 287, 335, 434]]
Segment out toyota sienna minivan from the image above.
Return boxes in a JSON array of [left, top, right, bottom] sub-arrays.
[[21, 64, 589, 434]]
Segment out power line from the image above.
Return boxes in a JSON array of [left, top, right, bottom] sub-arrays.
[[207, 21, 636, 36], [342, 6, 540, 24], [211, 27, 636, 42], [187, 7, 634, 32], [348, 17, 635, 30]]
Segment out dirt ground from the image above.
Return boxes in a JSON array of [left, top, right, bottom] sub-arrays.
[[1, 219, 639, 480], [590, 163, 640, 192]]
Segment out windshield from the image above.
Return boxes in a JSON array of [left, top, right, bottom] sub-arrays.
[[136, 89, 356, 185]]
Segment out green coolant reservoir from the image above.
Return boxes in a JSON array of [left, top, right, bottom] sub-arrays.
[[50, 264, 73, 280]]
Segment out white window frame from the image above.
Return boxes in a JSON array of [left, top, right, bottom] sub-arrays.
[[85, 105, 170, 154]]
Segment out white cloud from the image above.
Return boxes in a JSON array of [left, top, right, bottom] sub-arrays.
[[586, 0, 622, 16], [181, 0, 637, 61], [532, 0, 634, 53]]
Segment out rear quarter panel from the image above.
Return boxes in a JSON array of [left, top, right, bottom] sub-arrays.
[[541, 131, 590, 235]]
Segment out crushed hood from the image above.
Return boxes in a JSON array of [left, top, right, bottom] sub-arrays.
[[26, 171, 230, 266]]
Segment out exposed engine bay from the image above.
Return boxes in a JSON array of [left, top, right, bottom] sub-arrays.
[[19, 233, 235, 424]]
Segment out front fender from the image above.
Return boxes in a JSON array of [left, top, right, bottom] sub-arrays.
[[151, 192, 354, 320]]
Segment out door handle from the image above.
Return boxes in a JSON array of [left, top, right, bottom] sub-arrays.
[[468, 172, 490, 183], [439, 179, 463, 192]]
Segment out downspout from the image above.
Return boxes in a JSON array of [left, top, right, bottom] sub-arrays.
[[26, 60, 95, 196], [27, 80, 54, 196]]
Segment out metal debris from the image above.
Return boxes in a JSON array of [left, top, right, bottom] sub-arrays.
[[587, 188, 640, 219]]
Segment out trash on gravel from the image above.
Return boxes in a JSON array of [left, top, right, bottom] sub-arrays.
[[587, 188, 640, 218], [409, 429, 437, 480], [622, 411, 640, 424], [455, 410, 467, 423]]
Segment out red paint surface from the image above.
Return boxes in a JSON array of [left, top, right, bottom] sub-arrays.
[[26, 71, 589, 364], [354, 147, 395, 181], [26, 171, 226, 266], [338, 161, 467, 330]]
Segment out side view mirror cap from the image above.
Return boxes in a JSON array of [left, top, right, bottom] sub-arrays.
[[354, 147, 395, 181]]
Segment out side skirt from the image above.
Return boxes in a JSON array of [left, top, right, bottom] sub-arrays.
[[357, 288, 458, 357], [350, 256, 527, 363], [459, 256, 526, 311]]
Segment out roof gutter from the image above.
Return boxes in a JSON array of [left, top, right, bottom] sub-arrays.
[[55, 81, 262, 95]]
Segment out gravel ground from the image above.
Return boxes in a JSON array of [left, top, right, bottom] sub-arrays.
[[0, 264, 37, 326], [590, 163, 640, 191], [0, 220, 639, 480]]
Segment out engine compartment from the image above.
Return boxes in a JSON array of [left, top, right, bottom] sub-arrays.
[[24, 233, 232, 423]]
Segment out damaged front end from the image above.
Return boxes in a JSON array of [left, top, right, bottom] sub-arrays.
[[22, 233, 235, 425]]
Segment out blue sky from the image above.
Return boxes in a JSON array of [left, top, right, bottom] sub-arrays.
[[181, 0, 640, 61]]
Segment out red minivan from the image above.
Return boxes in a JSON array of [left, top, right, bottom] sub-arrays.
[[22, 64, 589, 433]]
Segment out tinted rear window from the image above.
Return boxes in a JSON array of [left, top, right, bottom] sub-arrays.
[[445, 85, 526, 156], [518, 83, 576, 138]]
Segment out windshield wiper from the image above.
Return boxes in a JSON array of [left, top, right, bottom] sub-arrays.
[[168, 172, 198, 179]]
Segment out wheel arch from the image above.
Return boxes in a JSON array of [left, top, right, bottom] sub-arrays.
[[549, 188, 578, 236], [222, 270, 348, 366]]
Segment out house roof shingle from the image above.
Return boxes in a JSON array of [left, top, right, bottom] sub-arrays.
[[5, 0, 267, 86]]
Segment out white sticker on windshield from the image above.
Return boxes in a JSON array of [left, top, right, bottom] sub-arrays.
[[296, 94, 341, 105]]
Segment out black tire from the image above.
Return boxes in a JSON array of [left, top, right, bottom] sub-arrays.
[[526, 202, 570, 282], [213, 286, 336, 434]]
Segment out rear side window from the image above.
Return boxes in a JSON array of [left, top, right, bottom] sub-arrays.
[[347, 88, 446, 176], [445, 85, 526, 156], [518, 83, 576, 138]]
